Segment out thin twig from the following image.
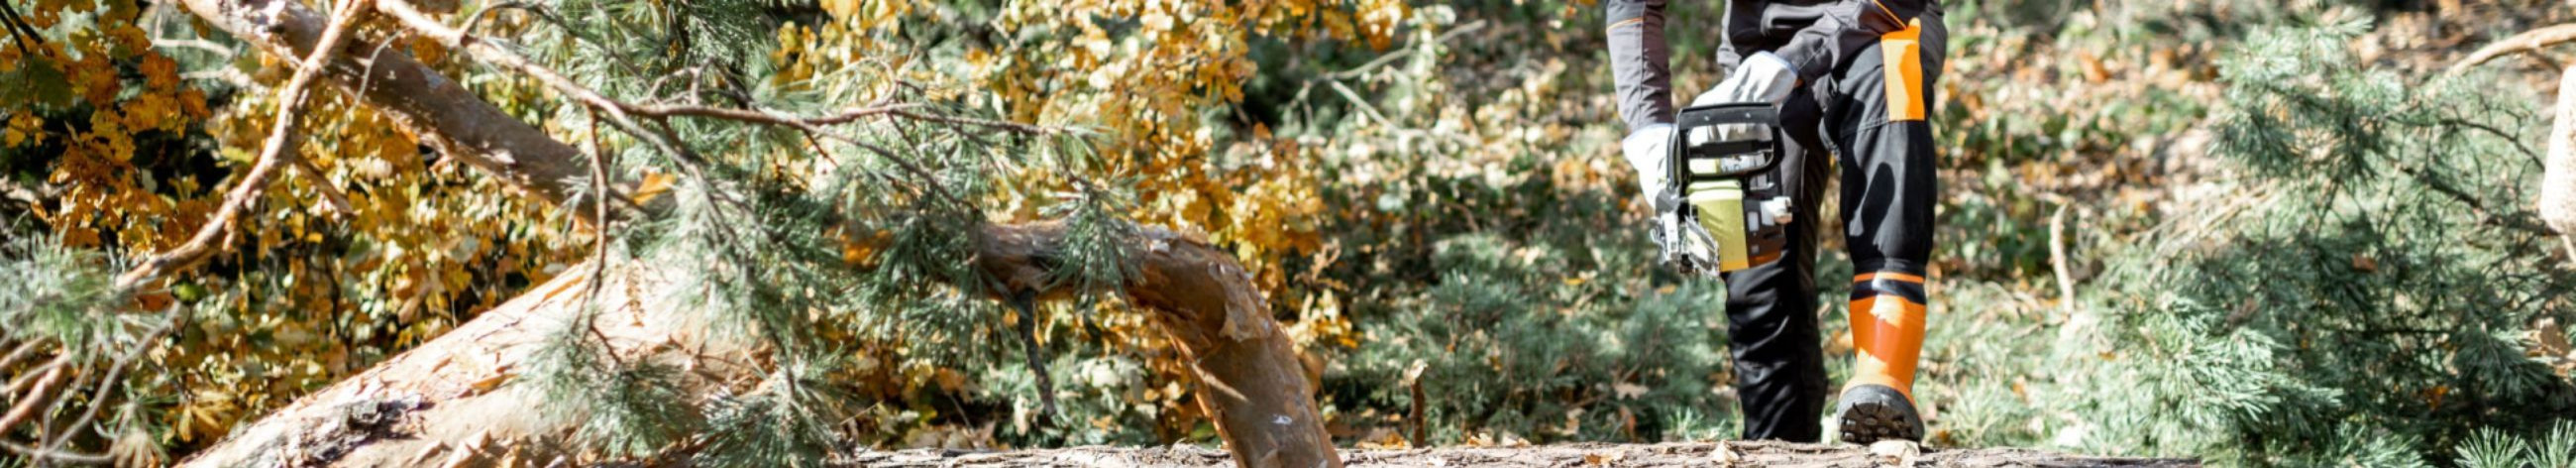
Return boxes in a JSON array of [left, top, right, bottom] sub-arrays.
[[151, 38, 236, 58], [111, 0, 373, 292], [883, 109, 1057, 136], [0, 439, 109, 465], [1320, 20, 1487, 81], [0, 339, 44, 372], [1, 353, 67, 409], [0, 0, 47, 57], [629, 102, 924, 126], [2049, 203, 2078, 316], [580, 109, 623, 368], [2400, 165, 2561, 236], [2562, 236, 2576, 270], [1325, 79, 1393, 128], [0, 355, 70, 435], [292, 156, 357, 218]]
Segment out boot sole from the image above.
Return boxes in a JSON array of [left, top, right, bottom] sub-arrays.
[[1836, 385, 1925, 444]]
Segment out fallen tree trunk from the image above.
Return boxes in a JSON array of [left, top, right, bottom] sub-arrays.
[[2545, 64, 2576, 256], [171, 0, 1338, 465], [180, 223, 1333, 467]]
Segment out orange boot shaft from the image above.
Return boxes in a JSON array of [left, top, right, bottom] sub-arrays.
[[1847, 272, 1928, 400]]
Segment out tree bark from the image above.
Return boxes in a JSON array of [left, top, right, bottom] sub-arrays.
[[2545, 64, 2576, 252], [170, 0, 1339, 466]]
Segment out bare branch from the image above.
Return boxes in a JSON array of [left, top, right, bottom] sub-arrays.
[[0, 354, 70, 435], [884, 109, 1058, 136], [2448, 23, 2576, 75], [292, 156, 358, 219], [0, 338, 45, 372], [628, 102, 923, 126], [0, 439, 110, 465], [151, 38, 236, 58]]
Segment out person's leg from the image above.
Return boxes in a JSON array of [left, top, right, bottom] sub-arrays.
[[1721, 86, 1831, 442], [1827, 11, 1946, 444]]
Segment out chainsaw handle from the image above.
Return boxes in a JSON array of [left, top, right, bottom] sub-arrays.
[[1665, 102, 1782, 183]]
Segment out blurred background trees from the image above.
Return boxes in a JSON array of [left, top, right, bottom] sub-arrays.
[[3, 0, 2575, 465]]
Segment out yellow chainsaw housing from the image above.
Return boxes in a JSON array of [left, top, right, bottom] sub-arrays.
[[1688, 179, 1752, 272]]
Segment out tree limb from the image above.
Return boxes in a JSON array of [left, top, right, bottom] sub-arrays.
[[2447, 23, 2576, 75]]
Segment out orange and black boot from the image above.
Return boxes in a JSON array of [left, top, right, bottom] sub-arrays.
[[1836, 271, 1928, 444]]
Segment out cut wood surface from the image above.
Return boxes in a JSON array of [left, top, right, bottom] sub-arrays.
[[845, 441, 2200, 467]]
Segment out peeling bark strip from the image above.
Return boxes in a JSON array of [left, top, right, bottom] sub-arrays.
[[172, 0, 1340, 466]]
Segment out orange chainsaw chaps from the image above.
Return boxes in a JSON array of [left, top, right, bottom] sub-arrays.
[[1880, 20, 1928, 122]]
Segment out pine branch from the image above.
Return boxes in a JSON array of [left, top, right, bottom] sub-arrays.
[[38, 311, 182, 460]]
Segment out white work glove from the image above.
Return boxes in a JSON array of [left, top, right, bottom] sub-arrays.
[[1709, 52, 1797, 106], [1687, 52, 1797, 149], [1622, 124, 1713, 266], [1620, 124, 1673, 203]]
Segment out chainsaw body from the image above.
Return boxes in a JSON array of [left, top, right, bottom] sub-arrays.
[[1657, 102, 1793, 276]]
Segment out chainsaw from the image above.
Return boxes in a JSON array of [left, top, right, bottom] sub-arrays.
[[1654, 102, 1794, 277]]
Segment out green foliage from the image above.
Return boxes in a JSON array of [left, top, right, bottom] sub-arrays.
[[2538, 421, 2576, 468], [2033, 15, 2576, 464], [0, 229, 123, 352], [2459, 428, 2531, 468], [1343, 232, 1732, 443], [525, 301, 700, 459]]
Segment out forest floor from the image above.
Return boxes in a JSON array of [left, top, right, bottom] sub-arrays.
[[844, 440, 2199, 467]]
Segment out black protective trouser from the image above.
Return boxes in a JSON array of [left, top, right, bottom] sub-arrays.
[[1719, 10, 1945, 442]]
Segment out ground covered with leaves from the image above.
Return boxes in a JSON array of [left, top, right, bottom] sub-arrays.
[[843, 441, 2197, 467]]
